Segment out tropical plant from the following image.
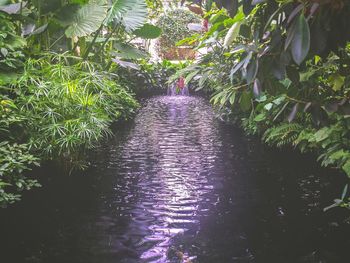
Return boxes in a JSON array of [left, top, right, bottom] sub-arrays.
[[0, 96, 40, 207], [15, 54, 138, 167], [176, 0, 350, 209], [0, 12, 26, 84], [0, 0, 162, 206]]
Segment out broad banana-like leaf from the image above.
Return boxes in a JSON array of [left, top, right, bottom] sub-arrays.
[[65, 3, 107, 38]]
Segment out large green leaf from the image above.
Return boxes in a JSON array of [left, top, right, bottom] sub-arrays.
[[328, 74, 345, 91], [105, 0, 148, 32], [291, 14, 310, 65], [133, 23, 161, 39], [105, 0, 133, 25], [121, 0, 147, 32], [65, 3, 107, 38]]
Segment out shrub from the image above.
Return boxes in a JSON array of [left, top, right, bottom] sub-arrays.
[[0, 53, 139, 206], [13, 54, 138, 169], [0, 96, 40, 207]]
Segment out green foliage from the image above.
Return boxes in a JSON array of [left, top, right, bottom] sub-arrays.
[[113, 59, 187, 95], [0, 12, 25, 80], [263, 123, 303, 148], [64, 2, 107, 38], [0, 54, 138, 206], [14, 55, 138, 163], [179, 0, 350, 210], [0, 0, 161, 207], [0, 96, 41, 207], [0, 142, 40, 207], [156, 8, 201, 52], [146, 0, 163, 18]]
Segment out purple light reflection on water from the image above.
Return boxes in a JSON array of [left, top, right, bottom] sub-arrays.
[[1, 94, 349, 263], [117, 96, 222, 262]]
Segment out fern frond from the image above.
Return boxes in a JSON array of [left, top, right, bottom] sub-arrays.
[[263, 123, 303, 148]]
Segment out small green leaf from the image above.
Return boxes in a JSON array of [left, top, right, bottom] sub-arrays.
[[1, 47, 8, 57], [264, 103, 273, 111], [254, 113, 266, 122], [342, 162, 350, 177], [229, 92, 236, 105], [328, 74, 345, 91], [314, 128, 331, 142], [240, 91, 252, 112]]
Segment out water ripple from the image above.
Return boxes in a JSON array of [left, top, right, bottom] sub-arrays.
[[106, 96, 222, 262]]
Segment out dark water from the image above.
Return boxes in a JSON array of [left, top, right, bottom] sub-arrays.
[[1, 95, 349, 263]]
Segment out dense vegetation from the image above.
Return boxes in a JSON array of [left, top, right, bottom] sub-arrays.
[[177, 0, 350, 210], [0, 0, 165, 206], [1, 0, 350, 213], [156, 8, 201, 56]]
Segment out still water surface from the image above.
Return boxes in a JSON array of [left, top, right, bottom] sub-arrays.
[[1, 95, 349, 263]]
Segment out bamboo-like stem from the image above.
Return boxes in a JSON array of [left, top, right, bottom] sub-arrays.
[[82, 24, 104, 60], [96, 24, 120, 57]]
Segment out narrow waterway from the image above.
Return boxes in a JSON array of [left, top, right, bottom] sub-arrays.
[[1, 95, 349, 263]]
